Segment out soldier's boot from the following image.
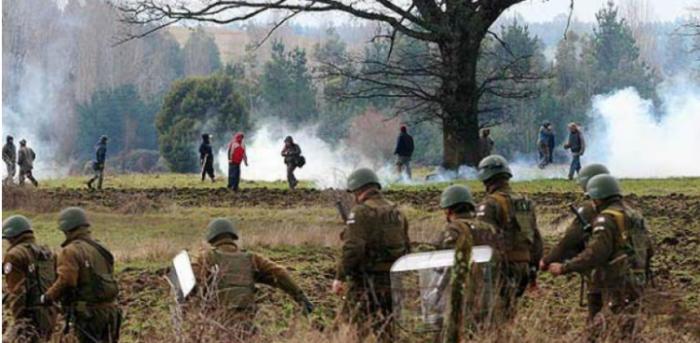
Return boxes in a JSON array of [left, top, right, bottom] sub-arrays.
[[87, 179, 94, 190]]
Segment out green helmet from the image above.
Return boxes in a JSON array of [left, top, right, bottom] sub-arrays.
[[346, 168, 381, 192], [58, 207, 90, 232], [477, 155, 512, 182], [206, 218, 239, 242], [577, 164, 610, 189], [2, 215, 33, 239], [585, 174, 622, 200], [439, 185, 475, 209]]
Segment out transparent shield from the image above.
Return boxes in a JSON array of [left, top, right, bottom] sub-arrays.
[[391, 246, 495, 333]]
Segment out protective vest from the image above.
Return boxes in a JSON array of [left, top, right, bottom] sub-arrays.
[[601, 207, 652, 282], [72, 239, 119, 305], [7, 243, 56, 335], [453, 219, 503, 257], [490, 193, 537, 263], [362, 199, 409, 273], [209, 249, 256, 309]]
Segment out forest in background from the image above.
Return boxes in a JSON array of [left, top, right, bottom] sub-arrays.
[[3, 0, 699, 174]]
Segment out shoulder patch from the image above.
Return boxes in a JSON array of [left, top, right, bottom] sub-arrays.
[[578, 207, 585, 214], [597, 217, 606, 223], [593, 226, 605, 233], [346, 212, 356, 225], [479, 205, 486, 211], [3, 262, 12, 274]]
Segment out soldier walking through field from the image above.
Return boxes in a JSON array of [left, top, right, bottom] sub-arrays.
[[227, 132, 248, 191], [3, 135, 17, 182], [87, 136, 108, 190], [476, 155, 543, 315], [191, 218, 314, 340], [42, 207, 122, 343], [17, 139, 39, 187], [3, 215, 58, 343], [332, 168, 411, 341], [547, 175, 653, 340], [540, 164, 610, 322], [436, 185, 503, 343], [394, 125, 415, 180], [199, 134, 216, 183], [281, 136, 302, 189], [564, 123, 586, 180]]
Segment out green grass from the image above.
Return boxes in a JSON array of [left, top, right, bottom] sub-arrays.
[[37, 173, 700, 196]]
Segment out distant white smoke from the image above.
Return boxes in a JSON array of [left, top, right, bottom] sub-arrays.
[[216, 123, 394, 188], [586, 79, 700, 178]]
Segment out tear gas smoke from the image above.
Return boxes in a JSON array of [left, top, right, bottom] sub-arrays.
[[586, 80, 700, 178], [216, 123, 397, 189]]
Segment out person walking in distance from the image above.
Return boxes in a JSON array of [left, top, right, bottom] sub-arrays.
[[564, 123, 586, 180], [393, 125, 415, 180], [199, 134, 216, 183], [87, 136, 108, 190], [281, 136, 302, 189], [17, 139, 39, 187], [3, 135, 17, 183], [227, 132, 248, 191]]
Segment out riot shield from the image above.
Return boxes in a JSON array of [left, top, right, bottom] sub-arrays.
[[169, 250, 196, 302], [390, 246, 495, 333]]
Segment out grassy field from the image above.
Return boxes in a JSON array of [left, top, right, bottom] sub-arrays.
[[3, 175, 700, 342]]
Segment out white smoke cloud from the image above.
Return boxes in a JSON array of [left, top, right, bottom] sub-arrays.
[[216, 123, 396, 189], [586, 79, 700, 178]]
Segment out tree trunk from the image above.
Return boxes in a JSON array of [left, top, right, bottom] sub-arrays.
[[440, 37, 483, 169]]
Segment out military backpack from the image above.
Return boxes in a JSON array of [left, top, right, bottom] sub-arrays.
[[601, 207, 653, 283], [75, 239, 119, 305], [363, 200, 409, 273]]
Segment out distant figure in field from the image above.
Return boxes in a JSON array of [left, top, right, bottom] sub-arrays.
[[537, 121, 554, 169], [87, 135, 108, 190], [227, 132, 248, 191], [564, 123, 586, 180], [281, 136, 302, 189], [479, 128, 495, 161], [17, 139, 38, 187], [3, 135, 17, 183], [199, 134, 216, 183], [393, 125, 415, 180]]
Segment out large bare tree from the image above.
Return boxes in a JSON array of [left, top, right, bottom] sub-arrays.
[[116, 0, 549, 168]]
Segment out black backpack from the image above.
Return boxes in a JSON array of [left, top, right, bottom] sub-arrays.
[[295, 155, 306, 168]]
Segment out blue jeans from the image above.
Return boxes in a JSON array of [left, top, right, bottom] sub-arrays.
[[568, 155, 581, 180], [228, 164, 241, 191]]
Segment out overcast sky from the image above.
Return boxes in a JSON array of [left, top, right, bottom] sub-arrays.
[[508, 0, 696, 23]]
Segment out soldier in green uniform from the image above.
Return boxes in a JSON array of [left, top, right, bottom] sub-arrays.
[[437, 185, 502, 343], [540, 164, 610, 321], [548, 175, 653, 339], [42, 207, 122, 343], [2, 215, 58, 343], [191, 218, 314, 338], [475, 155, 543, 314], [331, 168, 411, 341]]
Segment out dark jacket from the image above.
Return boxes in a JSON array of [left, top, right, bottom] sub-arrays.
[[94, 141, 107, 169], [199, 138, 214, 165], [281, 143, 301, 165], [3, 142, 16, 163], [394, 132, 415, 158], [567, 130, 585, 154]]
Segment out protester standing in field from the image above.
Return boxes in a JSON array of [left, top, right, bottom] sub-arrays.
[[227, 132, 248, 191]]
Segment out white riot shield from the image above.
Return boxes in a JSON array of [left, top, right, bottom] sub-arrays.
[[390, 246, 495, 333], [168, 250, 196, 303]]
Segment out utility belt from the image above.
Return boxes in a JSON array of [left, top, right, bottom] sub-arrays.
[[506, 251, 531, 264], [66, 300, 119, 312]]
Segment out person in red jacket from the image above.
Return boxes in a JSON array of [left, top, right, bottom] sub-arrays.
[[227, 132, 248, 191]]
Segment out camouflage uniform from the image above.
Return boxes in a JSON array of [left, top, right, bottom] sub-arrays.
[[476, 183, 543, 312], [439, 214, 502, 343], [543, 201, 604, 321], [3, 138, 17, 181], [17, 143, 38, 187], [192, 237, 308, 316], [3, 232, 58, 343], [45, 227, 121, 343], [336, 189, 411, 341], [561, 198, 650, 338]]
